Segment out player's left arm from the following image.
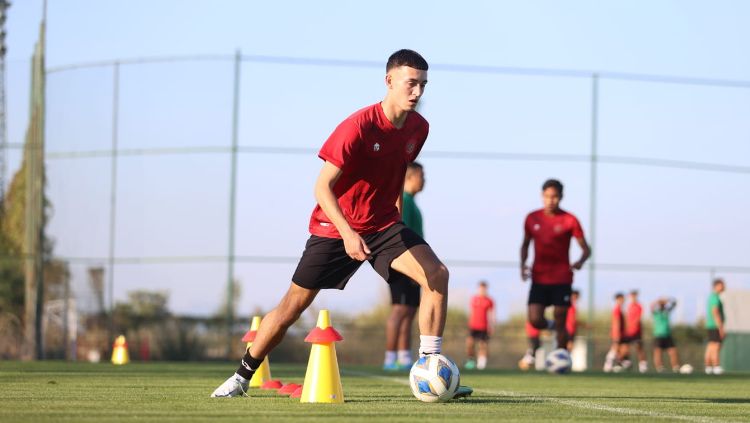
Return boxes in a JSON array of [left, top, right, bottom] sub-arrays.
[[487, 303, 496, 336], [571, 236, 591, 270]]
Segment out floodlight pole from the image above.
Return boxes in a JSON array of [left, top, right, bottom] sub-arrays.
[[108, 62, 120, 343], [586, 74, 599, 372], [226, 50, 241, 358]]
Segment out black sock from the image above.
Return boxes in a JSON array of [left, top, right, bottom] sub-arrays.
[[236, 349, 263, 380], [530, 337, 541, 353]]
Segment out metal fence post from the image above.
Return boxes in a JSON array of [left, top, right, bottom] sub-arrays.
[[108, 62, 120, 341], [226, 50, 241, 357], [587, 73, 599, 371]]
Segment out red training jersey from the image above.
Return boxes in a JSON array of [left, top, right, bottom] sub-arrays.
[[524, 209, 584, 285], [469, 295, 494, 331], [309, 103, 428, 238], [611, 305, 624, 340], [625, 302, 642, 337], [566, 302, 577, 336], [525, 321, 540, 338]]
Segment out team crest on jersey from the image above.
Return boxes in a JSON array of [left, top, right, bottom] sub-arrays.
[[373, 142, 380, 152], [533, 224, 541, 231], [406, 140, 416, 154], [553, 224, 564, 233]]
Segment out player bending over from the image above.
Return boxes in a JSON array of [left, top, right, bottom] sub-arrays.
[[211, 49, 471, 399]]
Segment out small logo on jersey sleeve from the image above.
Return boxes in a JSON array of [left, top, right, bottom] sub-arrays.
[[406, 140, 416, 154], [373, 142, 380, 152]]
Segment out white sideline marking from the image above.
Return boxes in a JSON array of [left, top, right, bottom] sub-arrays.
[[342, 370, 727, 423]]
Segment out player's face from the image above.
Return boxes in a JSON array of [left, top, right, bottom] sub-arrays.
[[716, 282, 725, 293], [386, 66, 428, 112], [542, 187, 561, 213], [413, 169, 425, 192]]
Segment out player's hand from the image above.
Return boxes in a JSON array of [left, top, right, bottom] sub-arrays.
[[520, 265, 530, 282], [571, 260, 584, 271], [719, 327, 725, 340], [343, 232, 372, 261]]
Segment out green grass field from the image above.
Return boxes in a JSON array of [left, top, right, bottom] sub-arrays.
[[0, 361, 748, 422]]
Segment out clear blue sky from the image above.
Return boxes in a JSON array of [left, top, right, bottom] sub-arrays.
[[7, 1, 750, 323]]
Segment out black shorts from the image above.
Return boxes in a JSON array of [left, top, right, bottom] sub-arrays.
[[654, 336, 675, 349], [707, 329, 723, 343], [528, 283, 572, 307], [292, 222, 427, 290], [389, 273, 420, 307], [469, 330, 489, 341], [623, 333, 643, 344]]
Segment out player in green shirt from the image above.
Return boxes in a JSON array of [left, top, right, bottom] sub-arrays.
[[383, 162, 425, 370], [651, 298, 687, 373], [704, 278, 726, 375]]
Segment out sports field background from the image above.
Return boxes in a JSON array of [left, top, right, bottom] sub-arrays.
[[4, 1, 750, 370], [1, 361, 748, 422]]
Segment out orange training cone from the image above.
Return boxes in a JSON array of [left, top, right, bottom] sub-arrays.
[[299, 309, 344, 403], [111, 335, 130, 365], [241, 316, 272, 388]]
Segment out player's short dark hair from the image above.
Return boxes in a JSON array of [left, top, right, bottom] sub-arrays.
[[479, 280, 488, 288], [614, 292, 624, 300], [629, 289, 639, 296], [572, 289, 580, 296], [713, 278, 724, 287], [407, 161, 423, 172], [542, 179, 563, 196], [386, 49, 429, 72]]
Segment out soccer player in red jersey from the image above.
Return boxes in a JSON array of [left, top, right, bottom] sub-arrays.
[[623, 290, 648, 373], [566, 289, 580, 351], [520, 179, 591, 351], [211, 49, 471, 399], [604, 292, 626, 372], [465, 281, 495, 370]]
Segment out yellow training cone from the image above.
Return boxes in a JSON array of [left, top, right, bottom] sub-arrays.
[[111, 335, 130, 365], [241, 315, 271, 388], [300, 309, 344, 403]]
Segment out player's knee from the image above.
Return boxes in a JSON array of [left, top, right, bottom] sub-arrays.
[[427, 264, 449, 293], [530, 317, 547, 329]]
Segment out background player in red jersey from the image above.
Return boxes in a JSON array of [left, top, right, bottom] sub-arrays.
[[211, 49, 471, 399], [623, 290, 648, 373], [604, 292, 626, 372], [465, 281, 495, 370], [520, 179, 591, 351], [566, 289, 580, 351]]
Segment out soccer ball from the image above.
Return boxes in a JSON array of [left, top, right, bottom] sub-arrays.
[[679, 364, 694, 374], [409, 354, 460, 402], [545, 348, 572, 374]]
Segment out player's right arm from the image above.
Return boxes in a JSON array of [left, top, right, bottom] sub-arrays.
[[314, 161, 371, 261], [520, 232, 532, 282], [711, 304, 725, 339]]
